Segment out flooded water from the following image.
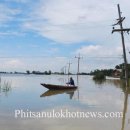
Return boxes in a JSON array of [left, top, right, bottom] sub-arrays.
[[0, 74, 130, 130]]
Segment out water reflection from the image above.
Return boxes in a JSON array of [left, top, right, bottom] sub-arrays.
[[1, 75, 130, 130], [40, 88, 77, 99], [121, 89, 128, 130], [94, 78, 130, 92], [121, 80, 130, 130], [93, 79, 106, 85], [94, 78, 130, 130]]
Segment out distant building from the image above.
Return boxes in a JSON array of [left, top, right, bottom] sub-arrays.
[[113, 69, 122, 78]]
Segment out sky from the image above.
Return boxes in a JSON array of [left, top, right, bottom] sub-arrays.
[[0, 0, 130, 73]]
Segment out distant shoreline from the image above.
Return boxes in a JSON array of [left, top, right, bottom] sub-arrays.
[[0, 73, 90, 76]]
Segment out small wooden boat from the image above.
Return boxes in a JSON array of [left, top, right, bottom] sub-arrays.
[[41, 83, 78, 90]]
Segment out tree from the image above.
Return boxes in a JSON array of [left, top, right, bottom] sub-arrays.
[[48, 70, 52, 75], [44, 71, 48, 75], [26, 70, 30, 74], [115, 65, 120, 69]]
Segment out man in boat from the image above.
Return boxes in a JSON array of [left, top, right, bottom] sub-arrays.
[[67, 77, 75, 86]]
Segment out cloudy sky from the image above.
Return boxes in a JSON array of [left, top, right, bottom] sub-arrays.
[[0, 0, 130, 73]]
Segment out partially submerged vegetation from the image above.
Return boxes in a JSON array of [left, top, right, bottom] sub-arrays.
[[93, 72, 106, 80], [0, 77, 12, 96], [91, 63, 130, 80]]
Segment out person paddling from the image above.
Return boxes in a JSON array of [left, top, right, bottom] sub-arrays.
[[67, 77, 75, 86]]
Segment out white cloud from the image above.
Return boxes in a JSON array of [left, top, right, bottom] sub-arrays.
[[22, 0, 130, 44], [0, 0, 130, 71], [23, 0, 118, 44], [73, 44, 125, 71], [6, 59, 24, 67], [76, 45, 123, 57], [0, 0, 130, 45], [0, 4, 20, 25], [0, 31, 24, 36], [0, 59, 25, 71], [20, 0, 130, 71], [0, 57, 69, 72], [76, 45, 102, 56]]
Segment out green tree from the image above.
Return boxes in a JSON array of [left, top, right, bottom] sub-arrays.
[[26, 70, 30, 74]]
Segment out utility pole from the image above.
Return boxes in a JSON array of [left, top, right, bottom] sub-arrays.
[[67, 62, 72, 75], [112, 4, 130, 86], [75, 53, 82, 75], [61, 67, 64, 74], [64, 66, 67, 75]]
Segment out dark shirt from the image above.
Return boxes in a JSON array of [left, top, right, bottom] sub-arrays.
[[69, 78, 75, 86]]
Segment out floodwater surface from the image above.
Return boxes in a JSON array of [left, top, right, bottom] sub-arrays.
[[0, 75, 130, 130]]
